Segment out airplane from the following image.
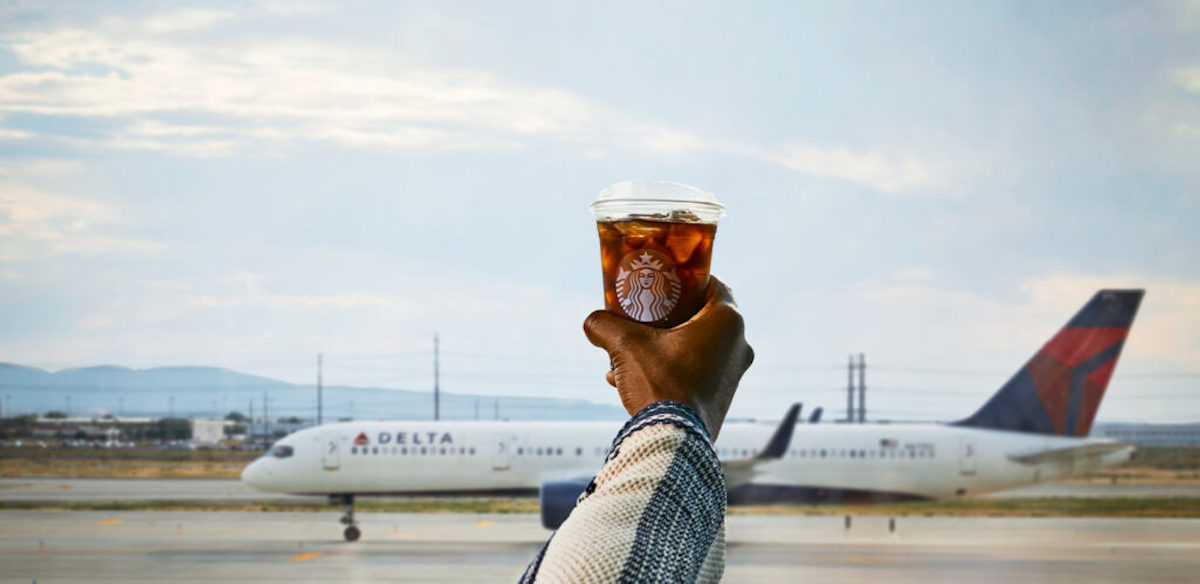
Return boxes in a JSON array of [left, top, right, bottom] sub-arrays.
[[242, 289, 1143, 541]]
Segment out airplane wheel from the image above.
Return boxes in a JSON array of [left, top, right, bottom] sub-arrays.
[[344, 526, 361, 542]]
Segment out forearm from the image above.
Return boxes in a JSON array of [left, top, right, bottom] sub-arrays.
[[521, 401, 727, 583]]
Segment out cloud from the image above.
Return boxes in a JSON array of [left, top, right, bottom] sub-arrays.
[[857, 273, 1200, 369], [144, 8, 236, 33], [742, 143, 954, 193], [0, 7, 960, 193], [0, 161, 165, 261], [1020, 273, 1200, 368], [1174, 67, 1200, 94]]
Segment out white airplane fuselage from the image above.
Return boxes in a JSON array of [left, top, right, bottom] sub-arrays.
[[242, 419, 1133, 501]]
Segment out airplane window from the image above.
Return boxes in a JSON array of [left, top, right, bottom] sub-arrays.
[[820, 449, 827, 458], [270, 445, 294, 458], [849, 450, 856, 458], [420, 447, 426, 455], [439, 448, 446, 455], [517, 447, 524, 455], [392, 447, 397, 454], [350, 447, 357, 455], [536, 448, 543, 456], [372, 447, 378, 455], [576, 448, 582, 456], [401, 447, 407, 455], [469, 447, 475, 455], [556, 448, 562, 456]]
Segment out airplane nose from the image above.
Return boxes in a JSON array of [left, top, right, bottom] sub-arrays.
[[242, 460, 263, 488]]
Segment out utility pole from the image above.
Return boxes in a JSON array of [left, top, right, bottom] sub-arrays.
[[439, 333, 444, 419], [857, 353, 867, 423], [846, 355, 855, 423], [263, 392, 269, 441], [317, 353, 323, 426]]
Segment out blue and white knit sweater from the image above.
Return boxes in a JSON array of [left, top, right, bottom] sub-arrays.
[[520, 401, 727, 583]]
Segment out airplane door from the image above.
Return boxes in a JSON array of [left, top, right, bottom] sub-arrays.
[[492, 433, 515, 471], [322, 434, 341, 471], [959, 437, 977, 476]]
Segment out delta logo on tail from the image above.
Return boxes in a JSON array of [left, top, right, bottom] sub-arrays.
[[955, 289, 1143, 437]]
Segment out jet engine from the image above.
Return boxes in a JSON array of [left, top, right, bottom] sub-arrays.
[[539, 479, 591, 529]]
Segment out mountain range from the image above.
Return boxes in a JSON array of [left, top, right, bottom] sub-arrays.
[[0, 363, 625, 422]]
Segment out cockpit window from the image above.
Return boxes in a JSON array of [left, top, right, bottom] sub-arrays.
[[270, 445, 294, 458]]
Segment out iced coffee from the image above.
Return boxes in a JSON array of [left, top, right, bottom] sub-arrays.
[[589, 182, 724, 328]]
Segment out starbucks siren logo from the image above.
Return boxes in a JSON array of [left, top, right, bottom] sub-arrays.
[[616, 250, 682, 322]]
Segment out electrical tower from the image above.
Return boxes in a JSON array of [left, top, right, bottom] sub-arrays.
[[439, 333, 444, 419]]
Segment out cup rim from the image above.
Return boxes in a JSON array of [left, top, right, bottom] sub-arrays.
[[589, 181, 725, 220]]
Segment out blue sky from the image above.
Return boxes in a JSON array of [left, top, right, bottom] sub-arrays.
[[1, 0, 1198, 422]]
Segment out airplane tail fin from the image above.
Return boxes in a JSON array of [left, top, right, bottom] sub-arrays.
[[953, 289, 1143, 437]]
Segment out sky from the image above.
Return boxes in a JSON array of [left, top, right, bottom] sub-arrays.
[[1, 0, 1198, 423]]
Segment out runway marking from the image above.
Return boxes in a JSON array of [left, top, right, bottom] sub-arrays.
[[98, 519, 120, 526], [289, 551, 324, 562], [476, 521, 494, 528]]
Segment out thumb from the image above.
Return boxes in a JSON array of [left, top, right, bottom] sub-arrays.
[[583, 310, 642, 352]]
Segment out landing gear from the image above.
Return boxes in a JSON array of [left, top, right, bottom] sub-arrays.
[[330, 494, 359, 542]]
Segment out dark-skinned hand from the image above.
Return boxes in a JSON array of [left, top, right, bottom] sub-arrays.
[[583, 276, 754, 440]]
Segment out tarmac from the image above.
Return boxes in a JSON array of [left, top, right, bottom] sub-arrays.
[[1, 510, 1198, 583], [2, 478, 1200, 582]]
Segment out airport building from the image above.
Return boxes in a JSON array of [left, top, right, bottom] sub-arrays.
[[1092, 422, 1200, 447]]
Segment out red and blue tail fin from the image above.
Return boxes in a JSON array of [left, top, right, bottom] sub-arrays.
[[954, 289, 1143, 437]]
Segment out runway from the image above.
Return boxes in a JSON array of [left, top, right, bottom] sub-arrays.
[[2, 510, 1198, 583], [2, 477, 1197, 503], [0, 477, 315, 503]]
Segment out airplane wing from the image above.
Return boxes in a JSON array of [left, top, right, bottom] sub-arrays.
[[721, 403, 801, 489], [1006, 441, 1133, 465]]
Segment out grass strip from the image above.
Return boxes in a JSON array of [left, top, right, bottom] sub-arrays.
[[3, 497, 1200, 518], [729, 497, 1200, 519], [0, 498, 541, 514]]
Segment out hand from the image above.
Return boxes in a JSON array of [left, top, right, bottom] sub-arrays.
[[583, 276, 754, 440]]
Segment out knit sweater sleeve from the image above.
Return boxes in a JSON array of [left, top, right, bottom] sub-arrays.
[[520, 401, 727, 583]]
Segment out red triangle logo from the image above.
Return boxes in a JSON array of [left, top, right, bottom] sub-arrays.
[[354, 432, 369, 446]]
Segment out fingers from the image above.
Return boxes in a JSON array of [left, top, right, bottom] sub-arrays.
[[583, 309, 642, 350], [680, 275, 743, 330], [708, 275, 736, 307]]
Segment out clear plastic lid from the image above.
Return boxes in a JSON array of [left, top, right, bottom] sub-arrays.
[[589, 180, 725, 223]]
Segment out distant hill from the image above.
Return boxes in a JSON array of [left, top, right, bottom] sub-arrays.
[[0, 362, 625, 422]]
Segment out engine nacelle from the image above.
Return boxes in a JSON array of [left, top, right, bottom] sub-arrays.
[[539, 479, 590, 529]]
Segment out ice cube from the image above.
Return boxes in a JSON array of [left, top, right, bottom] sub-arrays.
[[666, 224, 703, 264]]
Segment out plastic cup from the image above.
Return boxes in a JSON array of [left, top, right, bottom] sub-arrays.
[[588, 181, 725, 328]]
